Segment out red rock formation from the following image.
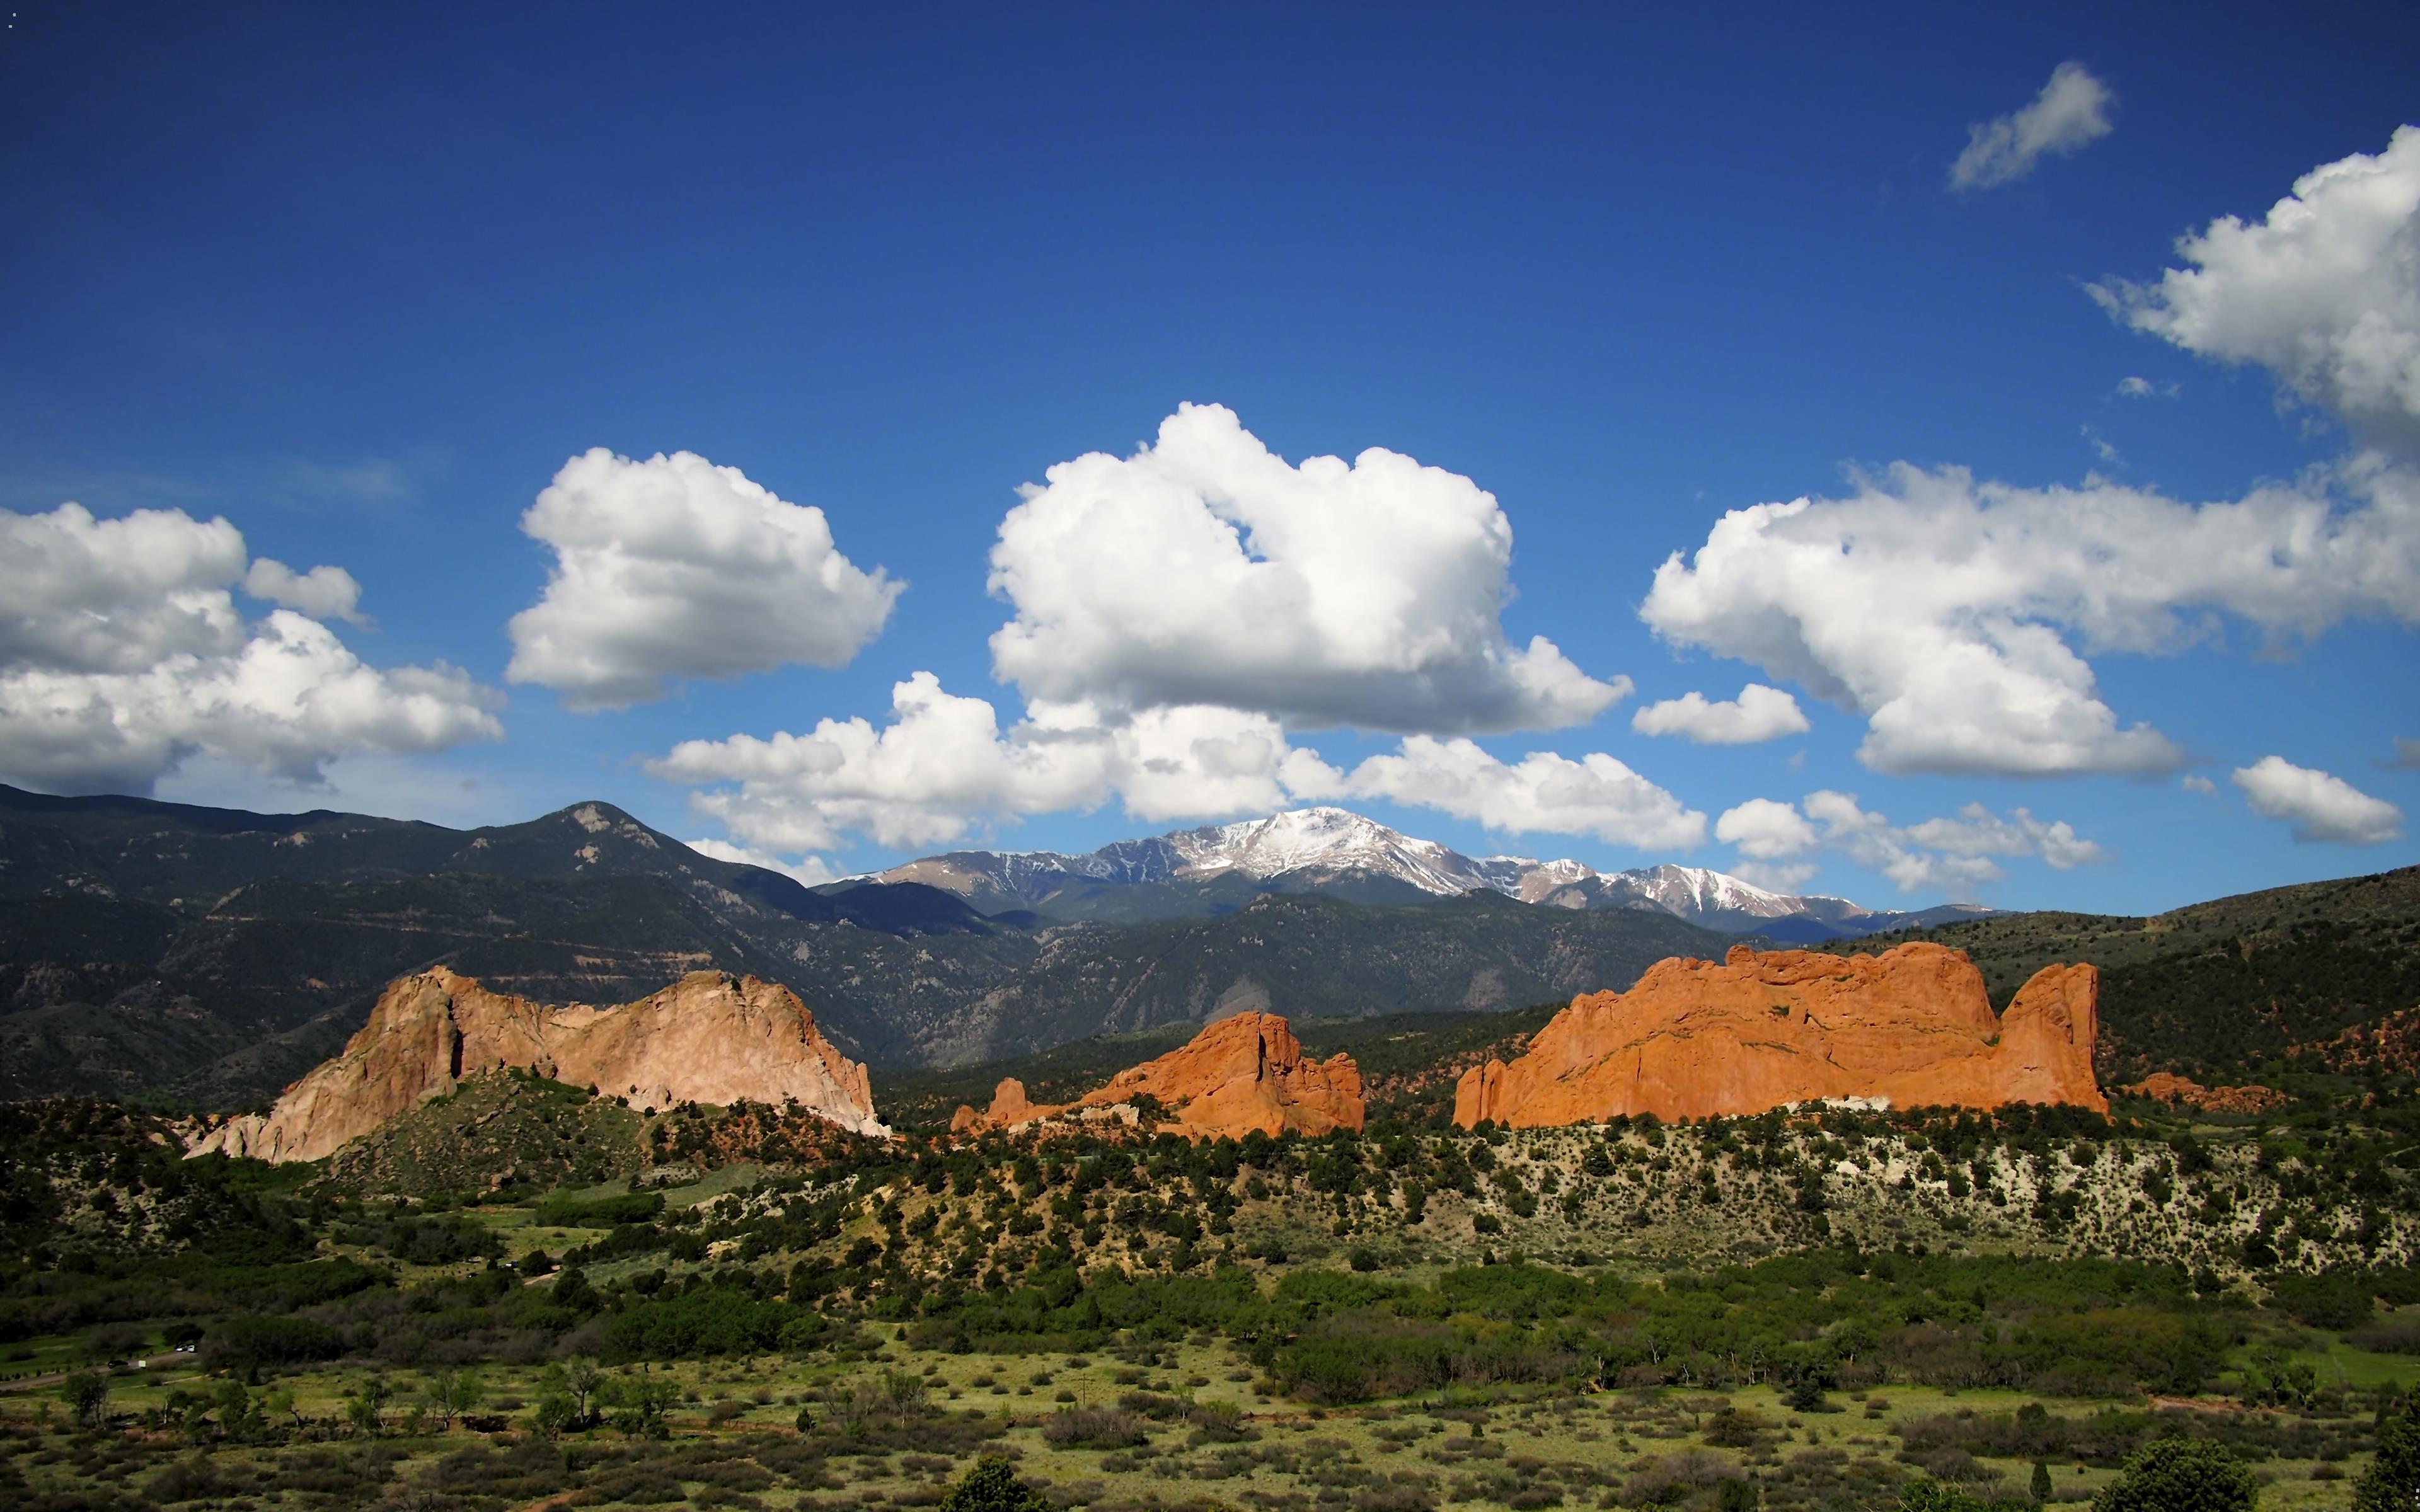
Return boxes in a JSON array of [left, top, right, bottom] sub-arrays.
[[1453, 943, 2104, 1128], [2121, 1072, 2290, 1115], [952, 1077, 1045, 1134], [951, 1012, 1364, 1140], [190, 967, 885, 1163]]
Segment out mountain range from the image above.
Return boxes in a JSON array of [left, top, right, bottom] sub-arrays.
[[867, 805, 1989, 940], [13, 782, 2406, 1116], [0, 786, 1737, 1104]]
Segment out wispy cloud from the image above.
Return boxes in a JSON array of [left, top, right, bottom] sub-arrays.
[[0, 452, 434, 516], [1950, 62, 2117, 191]]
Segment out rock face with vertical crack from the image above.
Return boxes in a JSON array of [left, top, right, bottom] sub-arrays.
[[1454, 943, 2103, 1128], [188, 967, 885, 1162], [951, 1011, 1364, 1139]]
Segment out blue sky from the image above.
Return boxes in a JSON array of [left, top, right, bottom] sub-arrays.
[[3, 1, 2416, 915]]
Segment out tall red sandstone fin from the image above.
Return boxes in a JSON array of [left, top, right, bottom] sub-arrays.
[[1995, 963, 2107, 1114], [1453, 1059, 1509, 1128], [187, 966, 887, 1164], [1452, 943, 2107, 1129]]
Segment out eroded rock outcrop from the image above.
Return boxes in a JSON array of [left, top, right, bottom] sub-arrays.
[[2121, 1072, 2290, 1115], [1453, 943, 2104, 1128], [190, 967, 885, 1163], [950, 1012, 1363, 1140]]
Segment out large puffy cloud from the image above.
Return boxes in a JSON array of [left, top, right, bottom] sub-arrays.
[[1109, 703, 1345, 824], [1714, 791, 2102, 896], [1630, 684, 1809, 744], [1640, 461, 2420, 777], [1949, 62, 2116, 191], [507, 449, 902, 711], [2232, 755, 2405, 844], [0, 503, 502, 793], [1334, 737, 1707, 850], [1, 503, 249, 673], [1710, 799, 1822, 893], [648, 673, 1110, 853], [651, 676, 1707, 867], [986, 403, 1625, 734], [2094, 127, 2420, 454], [1713, 797, 1818, 859], [646, 673, 1339, 857]]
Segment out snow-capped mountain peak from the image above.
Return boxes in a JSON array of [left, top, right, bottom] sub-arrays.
[[868, 806, 1979, 941], [1163, 807, 1477, 893], [1618, 864, 1815, 919]]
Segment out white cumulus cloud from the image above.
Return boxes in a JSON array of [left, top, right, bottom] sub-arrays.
[[2182, 774, 2220, 796], [1714, 796, 1818, 859], [649, 673, 1111, 853], [1631, 683, 1809, 744], [646, 673, 1344, 857], [0, 502, 501, 794], [1950, 62, 2117, 191], [1639, 461, 2420, 778], [1903, 803, 2104, 870], [2095, 127, 2420, 454], [653, 678, 1714, 859], [986, 403, 1626, 734], [1109, 702, 1344, 823], [243, 559, 367, 623], [1, 503, 249, 673], [1714, 791, 2100, 896], [2232, 755, 2405, 844], [682, 837, 841, 889], [1337, 736, 1706, 850], [507, 448, 901, 711]]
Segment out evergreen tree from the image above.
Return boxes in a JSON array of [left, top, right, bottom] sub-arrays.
[[2092, 1439, 2256, 1512], [2355, 1406, 2420, 1512], [940, 1456, 1051, 1512], [59, 1373, 108, 1429]]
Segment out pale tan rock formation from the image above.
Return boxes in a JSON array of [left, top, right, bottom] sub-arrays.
[[950, 1012, 1363, 1140], [190, 967, 885, 1163], [1453, 942, 2104, 1128]]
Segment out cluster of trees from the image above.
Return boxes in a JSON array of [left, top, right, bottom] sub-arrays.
[[11, 1090, 2420, 1436]]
